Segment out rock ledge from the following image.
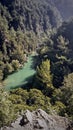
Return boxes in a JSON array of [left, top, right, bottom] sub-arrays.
[[1, 109, 71, 130]]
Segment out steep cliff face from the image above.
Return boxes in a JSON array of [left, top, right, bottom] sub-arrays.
[[0, 0, 62, 33]]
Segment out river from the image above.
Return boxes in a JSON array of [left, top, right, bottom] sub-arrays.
[[4, 54, 36, 90]]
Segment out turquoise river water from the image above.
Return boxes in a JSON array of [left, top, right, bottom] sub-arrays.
[[4, 55, 36, 90]]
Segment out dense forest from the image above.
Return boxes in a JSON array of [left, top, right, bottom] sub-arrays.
[[0, 0, 73, 128]]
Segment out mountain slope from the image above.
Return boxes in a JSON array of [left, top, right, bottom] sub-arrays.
[[52, 0, 73, 20], [56, 19, 73, 59], [0, 0, 62, 33]]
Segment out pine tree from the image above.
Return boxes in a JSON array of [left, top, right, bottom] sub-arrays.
[[36, 59, 53, 95]]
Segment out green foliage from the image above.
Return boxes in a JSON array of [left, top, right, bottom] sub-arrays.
[[57, 35, 69, 54], [52, 101, 66, 115], [52, 61, 68, 87], [0, 0, 73, 127], [0, 0, 62, 32], [12, 60, 20, 71], [51, 73, 73, 118], [0, 13, 38, 80], [52, 88, 62, 103], [3, 63, 13, 77], [38, 46, 49, 55], [9, 88, 52, 114], [35, 26, 73, 118], [0, 70, 3, 81], [10, 88, 29, 103], [61, 73, 73, 117], [36, 59, 53, 95], [0, 88, 16, 127]]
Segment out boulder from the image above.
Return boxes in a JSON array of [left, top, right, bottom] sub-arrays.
[[1, 109, 71, 130]]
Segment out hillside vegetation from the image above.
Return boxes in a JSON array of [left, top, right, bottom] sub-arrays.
[[0, 0, 62, 32], [0, 0, 73, 128]]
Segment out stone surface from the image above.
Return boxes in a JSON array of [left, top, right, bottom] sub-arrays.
[[1, 109, 71, 130]]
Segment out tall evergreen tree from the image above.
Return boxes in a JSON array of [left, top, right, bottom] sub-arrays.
[[36, 59, 53, 95]]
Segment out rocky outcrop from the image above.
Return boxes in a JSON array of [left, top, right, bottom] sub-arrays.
[[1, 109, 70, 130]]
